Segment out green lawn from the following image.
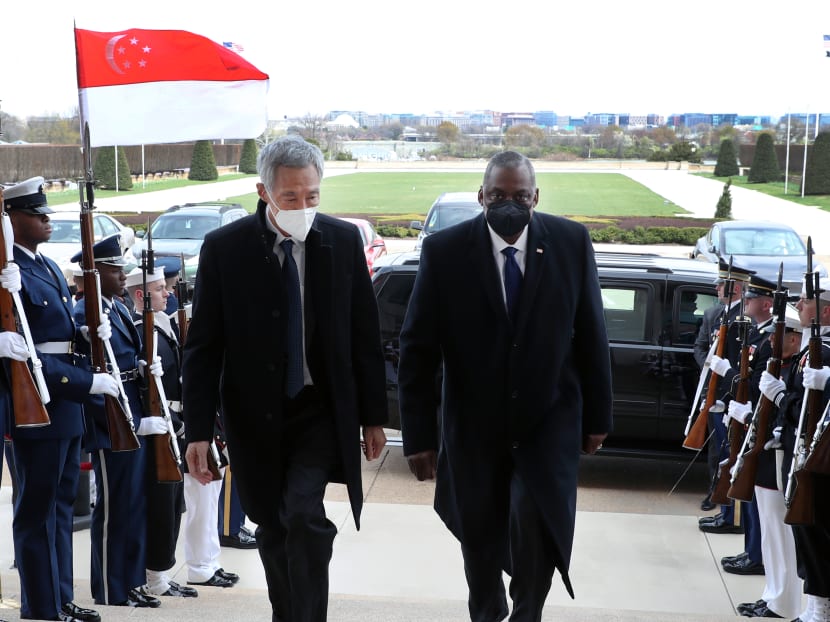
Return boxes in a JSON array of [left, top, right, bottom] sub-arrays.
[[227, 172, 686, 219], [43, 173, 253, 207], [697, 173, 830, 212]]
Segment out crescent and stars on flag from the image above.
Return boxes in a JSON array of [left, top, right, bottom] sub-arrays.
[[74, 27, 269, 146]]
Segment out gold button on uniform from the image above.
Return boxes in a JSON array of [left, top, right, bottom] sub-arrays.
[[61, 376, 69, 384]]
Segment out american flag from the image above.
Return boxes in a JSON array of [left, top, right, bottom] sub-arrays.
[[223, 41, 244, 53]]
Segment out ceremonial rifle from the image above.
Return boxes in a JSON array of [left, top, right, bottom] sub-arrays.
[[79, 124, 139, 451], [141, 234, 182, 483], [684, 258, 735, 450], [784, 238, 822, 525], [729, 264, 787, 501], [711, 291, 751, 504], [805, 400, 830, 474], [0, 189, 50, 427]]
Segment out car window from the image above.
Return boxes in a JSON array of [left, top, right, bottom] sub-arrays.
[[425, 204, 481, 234], [601, 285, 649, 342], [672, 287, 718, 345], [95, 215, 118, 237], [375, 272, 416, 342], [152, 214, 220, 239], [49, 219, 82, 243]]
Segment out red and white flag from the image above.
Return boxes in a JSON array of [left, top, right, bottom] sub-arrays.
[[75, 28, 269, 147]]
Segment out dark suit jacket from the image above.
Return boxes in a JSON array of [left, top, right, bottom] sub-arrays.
[[398, 212, 613, 597], [694, 303, 723, 369], [181, 203, 387, 528]]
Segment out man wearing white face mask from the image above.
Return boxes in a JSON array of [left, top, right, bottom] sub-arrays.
[[182, 135, 388, 622]]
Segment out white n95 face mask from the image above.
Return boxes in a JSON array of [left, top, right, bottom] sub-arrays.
[[265, 190, 316, 242]]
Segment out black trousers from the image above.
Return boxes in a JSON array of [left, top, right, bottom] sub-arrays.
[[144, 435, 185, 572], [792, 473, 830, 597], [461, 470, 556, 622], [257, 390, 340, 622]]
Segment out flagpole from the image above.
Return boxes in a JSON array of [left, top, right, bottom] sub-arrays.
[[784, 111, 791, 194], [801, 110, 809, 198], [114, 145, 119, 193], [142, 145, 146, 189]]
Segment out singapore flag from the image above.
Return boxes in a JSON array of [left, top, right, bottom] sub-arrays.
[[74, 28, 269, 147]]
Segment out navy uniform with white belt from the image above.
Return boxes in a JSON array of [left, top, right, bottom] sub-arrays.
[[71, 235, 160, 608], [2, 177, 103, 622]]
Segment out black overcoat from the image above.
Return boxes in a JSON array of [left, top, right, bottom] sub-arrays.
[[182, 203, 387, 528], [398, 212, 613, 597]]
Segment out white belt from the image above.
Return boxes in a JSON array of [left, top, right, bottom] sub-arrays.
[[35, 341, 74, 354], [168, 400, 182, 412]]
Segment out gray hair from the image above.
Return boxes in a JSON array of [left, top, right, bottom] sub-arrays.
[[257, 135, 325, 191], [483, 150, 536, 188]]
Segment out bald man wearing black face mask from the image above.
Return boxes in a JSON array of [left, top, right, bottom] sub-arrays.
[[399, 150, 612, 621]]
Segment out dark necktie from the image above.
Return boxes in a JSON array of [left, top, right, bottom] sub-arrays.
[[281, 239, 304, 398], [502, 247, 522, 324]]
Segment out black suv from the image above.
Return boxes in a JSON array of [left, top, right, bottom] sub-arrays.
[[373, 251, 720, 458]]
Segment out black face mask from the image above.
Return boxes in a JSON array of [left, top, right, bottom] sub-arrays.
[[485, 200, 531, 238]]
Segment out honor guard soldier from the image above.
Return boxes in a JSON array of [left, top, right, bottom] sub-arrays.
[[699, 260, 759, 535], [733, 299, 805, 618], [1, 177, 110, 622], [760, 277, 830, 622], [125, 267, 198, 598], [71, 235, 163, 608], [154, 256, 182, 316]]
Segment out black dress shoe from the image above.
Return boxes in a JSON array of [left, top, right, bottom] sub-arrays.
[[116, 588, 161, 607], [220, 530, 257, 549], [61, 602, 100, 622], [737, 598, 765, 614], [700, 516, 743, 534], [161, 581, 198, 597], [723, 556, 765, 575], [217, 568, 240, 584], [699, 512, 725, 526], [701, 495, 717, 511], [746, 603, 782, 617], [723, 551, 750, 567], [188, 571, 235, 588]]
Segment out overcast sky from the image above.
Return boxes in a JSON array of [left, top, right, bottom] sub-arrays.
[[3, 0, 830, 121]]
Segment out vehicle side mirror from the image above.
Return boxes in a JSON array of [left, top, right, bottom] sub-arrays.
[[136, 230, 145, 239], [410, 221, 423, 231], [707, 244, 716, 253]]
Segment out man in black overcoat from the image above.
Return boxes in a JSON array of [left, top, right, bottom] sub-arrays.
[[398, 151, 613, 622], [182, 135, 387, 622]]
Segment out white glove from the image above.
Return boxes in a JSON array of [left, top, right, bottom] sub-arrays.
[[89, 373, 119, 397], [136, 416, 168, 436], [80, 317, 112, 343], [764, 426, 783, 450], [728, 400, 752, 424], [0, 264, 22, 293], [139, 356, 163, 378], [97, 315, 112, 341], [760, 370, 786, 403], [707, 399, 725, 414], [803, 366, 830, 391], [710, 355, 731, 377], [0, 331, 30, 361]]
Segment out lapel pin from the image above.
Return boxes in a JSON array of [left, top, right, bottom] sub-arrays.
[[536, 248, 543, 254]]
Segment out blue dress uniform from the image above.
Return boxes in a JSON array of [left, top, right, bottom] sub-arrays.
[[70, 237, 150, 607], [3, 177, 101, 622]]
